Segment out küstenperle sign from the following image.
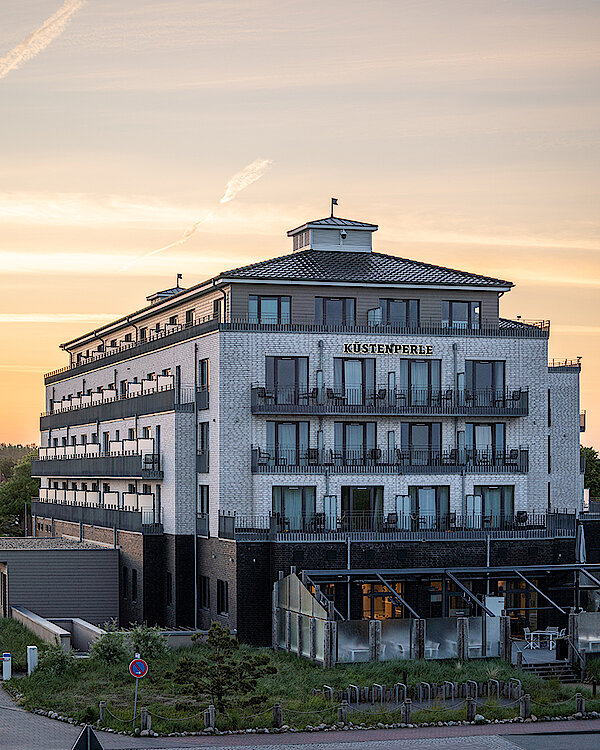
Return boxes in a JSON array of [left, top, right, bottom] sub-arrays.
[[343, 343, 434, 355]]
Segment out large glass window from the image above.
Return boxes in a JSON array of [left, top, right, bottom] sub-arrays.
[[464, 360, 505, 405], [249, 295, 291, 325], [474, 485, 515, 525], [442, 300, 480, 330], [334, 422, 377, 464], [408, 486, 450, 529], [266, 421, 309, 466], [398, 359, 441, 406], [400, 422, 441, 464], [266, 356, 308, 404], [465, 423, 505, 463], [362, 582, 404, 619], [315, 297, 355, 326], [341, 486, 384, 529], [333, 358, 375, 405], [272, 486, 316, 530], [379, 299, 419, 328]]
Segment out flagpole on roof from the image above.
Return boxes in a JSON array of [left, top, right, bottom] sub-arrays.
[[330, 197, 338, 217]]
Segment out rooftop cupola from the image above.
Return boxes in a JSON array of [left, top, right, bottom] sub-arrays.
[[287, 200, 378, 253]]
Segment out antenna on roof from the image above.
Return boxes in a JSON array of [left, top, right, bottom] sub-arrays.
[[330, 197, 338, 217], [176, 273, 182, 288]]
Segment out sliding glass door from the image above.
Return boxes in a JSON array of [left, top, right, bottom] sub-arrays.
[[333, 358, 375, 405]]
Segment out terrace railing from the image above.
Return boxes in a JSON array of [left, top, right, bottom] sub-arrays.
[[251, 446, 529, 474], [251, 386, 528, 416]]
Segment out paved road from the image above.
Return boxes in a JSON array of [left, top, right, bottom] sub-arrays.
[[2, 686, 600, 750]]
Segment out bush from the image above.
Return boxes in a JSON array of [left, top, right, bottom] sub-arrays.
[[0, 618, 44, 672], [38, 643, 76, 676], [130, 623, 168, 661], [89, 631, 128, 665]]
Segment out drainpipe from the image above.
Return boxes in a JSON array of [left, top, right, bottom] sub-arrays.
[[212, 281, 227, 322], [347, 537, 351, 620], [193, 342, 199, 630]]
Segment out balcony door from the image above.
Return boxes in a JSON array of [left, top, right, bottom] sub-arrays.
[[335, 422, 376, 464], [315, 297, 355, 326], [272, 486, 316, 530], [466, 422, 505, 463], [266, 421, 309, 466], [266, 356, 308, 404], [409, 485, 450, 528], [465, 360, 505, 405], [334, 358, 375, 405], [474, 485, 514, 526], [341, 486, 383, 529], [400, 422, 441, 464], [398, 359, 441, 406]]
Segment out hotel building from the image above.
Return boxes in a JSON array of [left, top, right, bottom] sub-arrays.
[[31, 213, 585, 642]]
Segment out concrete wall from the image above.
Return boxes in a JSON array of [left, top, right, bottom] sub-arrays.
[[11, 606, 71, 651]]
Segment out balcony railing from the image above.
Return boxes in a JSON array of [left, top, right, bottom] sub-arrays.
[[31, 450, 162, 479], [218, 510, 575, 541], [45, 314, 549, 385], [251, 386, 528, 416], [32, 499, 163, 534], [251, 446, 529, 474]]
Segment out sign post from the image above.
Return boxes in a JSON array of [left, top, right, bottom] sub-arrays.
[[129, 654, 148, 730]]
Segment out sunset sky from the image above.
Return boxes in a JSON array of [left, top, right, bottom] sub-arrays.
[[0, 0, 599, 448]]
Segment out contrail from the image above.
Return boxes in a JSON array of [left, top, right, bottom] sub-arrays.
[[220, 159, 273, 203], [121, 158, 273, 272], [0, 0, 85, 81]]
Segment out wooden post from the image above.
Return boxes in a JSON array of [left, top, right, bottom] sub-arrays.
[[204, 704, 215, 729], [272, 582, 280, 650], [140, 707, 149, 731], [272, 702, 283, 728], [369, 619, 382, 661], [413, 619, 425, 660], [401, 698, 412, 723], [499, 614, 511, 662], [457, 617, 468, 661], [519, 694, 531, 719], [338, 700, 348, 724], [516, 651, 523, 669], [576, 692, 585, 715], [466, 697, 476, 722], [309, 618, 317, 661], [99, 701, 106, 724]]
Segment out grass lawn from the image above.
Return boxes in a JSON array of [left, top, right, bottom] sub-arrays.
[[0, 618, 45, 672], [7, 639, 600, 733]]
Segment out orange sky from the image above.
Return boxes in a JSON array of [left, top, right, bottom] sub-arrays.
[[0, 1, 599, 448]]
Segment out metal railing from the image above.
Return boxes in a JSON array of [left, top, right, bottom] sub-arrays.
[[251, 446, 529, 474], [218, 510, 575, 540], [31, 452, 162, 478], [251, 386, 528, 416], [31, 499, 163, 534]]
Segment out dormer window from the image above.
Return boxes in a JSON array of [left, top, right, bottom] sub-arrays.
[[293, 230, 310, 251]]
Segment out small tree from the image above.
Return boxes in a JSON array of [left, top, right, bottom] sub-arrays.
[[130, 623, 168, 660], [582, 445, 600, 499], [0, 452, 39, 535], [173, 622, 276, 712]]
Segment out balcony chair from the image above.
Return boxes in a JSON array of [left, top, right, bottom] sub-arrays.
[[368, 447, 382, 462], [384, 512, 399, 530], [305, 447, 319, 465], [377, 388, 387, 401], [256, 387, 267, 400]]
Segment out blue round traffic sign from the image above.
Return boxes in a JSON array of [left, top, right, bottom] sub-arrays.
[[129, 658, 148, 678]]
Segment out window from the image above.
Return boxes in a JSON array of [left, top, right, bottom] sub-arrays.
[[407, 486, 450, 527], [62, 437, 67, 446], [81, 434, 87, 444], [399, 423, 442, 464], [128, 483, 136, 494], [315, 297, 355, 326], [442, 301, 480, 329], [102, 483, 110, 493], [213, 297, 222, 321], [199, 576, 210, 609], [162, 368, 172, 376], [472, 485, 515, 524], [378, 299, 419, 327], [185, 309, 195, 325], [139, 327, 147, 341], [266, 356, 308, 404], [465, 361, 505, 404], [199, 358, 209, 390], [122, 567, 128, 599], [128, 428, 135, 440], [547, 389, 551, 427], [71, 436, 76, 445], [334, 422, 377, 463], [198, 422, 209, 454], [168, 315, 178, 325], [333, 358, 375, 405], [198, 485, 209, 515], [142, 484, 151, 494], [124, 333, 133, 342], [249, 295, 291, 325], [91, 433, 97, 443], [131, 569, 138, 601], [53, 437, 58, 447], [146, 372, 155, 380], [293, 229, 310, 250], [115, 430, 120, 441], [142, 426, 150, 439], [362, 582, 404, 620], [465, 423, 505, 462], [166, 572, 173, 606], [548, 436, 551, 473], [110, 339, 117, 348], [81, 482, 88, 491], [120, 380, 127, 397], [217, 579, 229, 615], [266, 421, 309, 465], [272, 486, 316, 530]]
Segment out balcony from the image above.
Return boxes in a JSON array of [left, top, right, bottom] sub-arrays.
[[32, 498, 163, 534], [251, 446, 529, 474], [32, 441, 162, 478], [218, 510, 575, 542], [251, 386, 528, 417]]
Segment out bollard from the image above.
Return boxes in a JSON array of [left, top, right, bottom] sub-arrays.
[[99, 701, 106, 724], [272, 702, 283, 728], [401, 698, 412, 724], [204, 704, 215, 730], [466, 697, 476, 722], [338, 700, 348, 724], [519, 694, 531, 720], [2, 653, 11, 681], [27, 646, 38, 676], [140, 707, 148, 731], [516, 651, 523, 669], [576, 692, 585, 715]]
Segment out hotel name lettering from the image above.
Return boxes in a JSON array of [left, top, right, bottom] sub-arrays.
[[343, 343, 434, 356]]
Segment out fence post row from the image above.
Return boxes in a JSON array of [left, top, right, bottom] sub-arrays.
[[401, 698, 412, 723], [466, 697, 476, 722], [519, 694, 531, 720], [338, 700, 348, 724]]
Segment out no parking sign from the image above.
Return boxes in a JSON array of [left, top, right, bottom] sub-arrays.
[[129, 658, 148, 679]]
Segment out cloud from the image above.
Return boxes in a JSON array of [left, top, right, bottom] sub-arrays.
[[220, 159, 273, 203], [0, 0, 85, 81]]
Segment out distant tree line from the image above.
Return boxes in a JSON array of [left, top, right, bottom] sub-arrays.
[[582, 445, 600, 499]]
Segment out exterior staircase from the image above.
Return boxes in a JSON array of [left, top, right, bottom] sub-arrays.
[[521, 660, 580, 683]]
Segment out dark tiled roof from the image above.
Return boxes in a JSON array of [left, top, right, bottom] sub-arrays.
[[220, 249, 513, 288], [287, 216, 378, 234]]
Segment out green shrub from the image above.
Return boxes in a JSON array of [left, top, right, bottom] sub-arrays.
[[0, 618, 44, 672], [89, 631, 128, 665], [38, 643, 76, 676], [130, 623, 168, 661]]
